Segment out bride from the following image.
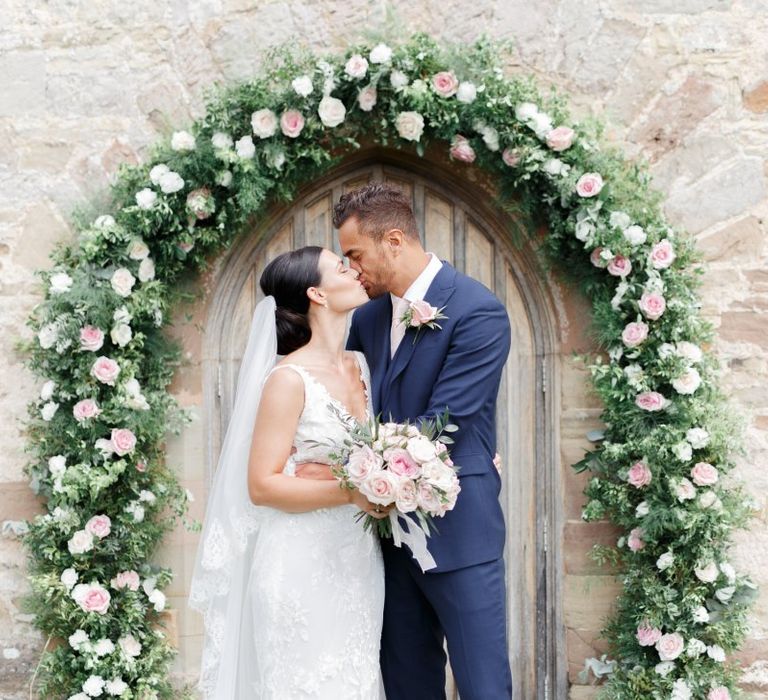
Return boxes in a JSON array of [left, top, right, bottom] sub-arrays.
[[189, 245, 386, 699]]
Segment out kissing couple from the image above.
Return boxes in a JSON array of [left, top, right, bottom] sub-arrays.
[[190, 182, 513, 699]]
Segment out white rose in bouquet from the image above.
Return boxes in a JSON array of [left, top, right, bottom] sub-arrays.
[[406, 435, 438, 463]]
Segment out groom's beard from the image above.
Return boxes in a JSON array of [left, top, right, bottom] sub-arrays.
[[360, 259, 395, 299]]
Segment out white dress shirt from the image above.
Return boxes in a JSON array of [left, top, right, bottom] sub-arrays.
[[390, 253, 443, 357]]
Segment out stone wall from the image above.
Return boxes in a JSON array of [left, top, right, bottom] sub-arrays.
[[1, 1, 766, 697]]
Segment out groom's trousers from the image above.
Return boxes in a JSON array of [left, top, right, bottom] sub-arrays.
[[379, 540, 513, 700]]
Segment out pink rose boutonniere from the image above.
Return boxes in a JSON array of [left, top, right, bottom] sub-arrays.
[[400, 300, 448, 344]]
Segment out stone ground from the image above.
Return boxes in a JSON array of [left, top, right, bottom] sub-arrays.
[[1, 1, 767, 697]]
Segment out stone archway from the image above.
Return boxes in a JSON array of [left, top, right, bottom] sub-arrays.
[[184, 148, 566, 698]]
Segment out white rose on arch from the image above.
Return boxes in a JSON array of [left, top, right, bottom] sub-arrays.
[[395, 111, 425, 142], [318, 96, 346, 127], [251, 109, 278, 139], [344, 54, 368, 79], [170, 130, 196, 151]]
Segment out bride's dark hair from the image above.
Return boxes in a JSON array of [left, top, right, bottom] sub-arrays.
[[259, 245, 323, 355]]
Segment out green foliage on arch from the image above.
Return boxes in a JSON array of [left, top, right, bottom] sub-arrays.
[[21, 34, 755, 699]]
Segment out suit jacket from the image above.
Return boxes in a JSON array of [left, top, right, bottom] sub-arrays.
[[347, 262, 512, 572]]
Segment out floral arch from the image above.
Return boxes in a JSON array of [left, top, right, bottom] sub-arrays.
[[23, 34, 754, 699]]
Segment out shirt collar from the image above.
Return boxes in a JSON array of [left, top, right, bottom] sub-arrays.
[[390, 253, 443, 309]]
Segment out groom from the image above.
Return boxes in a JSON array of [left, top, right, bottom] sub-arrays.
[[336, 183, 512, 699]]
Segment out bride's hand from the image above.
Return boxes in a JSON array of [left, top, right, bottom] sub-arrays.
[[349, 490, 392, 520]]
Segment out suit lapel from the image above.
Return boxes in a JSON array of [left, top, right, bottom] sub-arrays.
[[369, 297, 392, 410], [382, 264, 457, 404]]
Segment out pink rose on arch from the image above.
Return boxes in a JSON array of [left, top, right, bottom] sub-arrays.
[[708, 687, 732, 700], [409, 300, 438, 327], [650, 239, 676, 269], [607, 254, 632, 277], [431, 71, 459, 97], [449, 135, 476, 163], [135, 460, 147, 473], [639, 292, 666, 320], [590, 247, 608, 268], [110, 428, 136, 456], [91, 356, 120, 386], [576, 172, 604, 198], [627, 527, 645, 551], [502, 148, 520, 167], [111, 570, 140, 591], [387, 448, 421, 478], [622, 321, 649, 348], [635, 391, 666, 412], [80, 326, 104, 352], [85, 514, 111, 539], [627, 461, 652, 488], [72, 582, 111, 615], [691, 462, 719, 486], [73, 399, 101, 422], [280, 110, 305, 138], [359, 470, 399, 506], [636, 622, 662, 647], [546, 126, 575, 151], [655, 632, 685, 661]]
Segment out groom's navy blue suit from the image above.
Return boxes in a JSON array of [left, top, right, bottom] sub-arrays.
[[347, 262, 513, 700]]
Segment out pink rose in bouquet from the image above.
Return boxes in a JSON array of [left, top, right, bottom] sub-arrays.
[[328, 410, 461, 554], [387, 448, 421, 478]]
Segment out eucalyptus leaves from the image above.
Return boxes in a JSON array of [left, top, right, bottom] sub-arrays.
[[21, 34, 753, 699]]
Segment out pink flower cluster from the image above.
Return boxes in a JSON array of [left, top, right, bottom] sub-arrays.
[[336, 419, 461, 525]]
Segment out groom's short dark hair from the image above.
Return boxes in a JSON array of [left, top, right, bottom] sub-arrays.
[[332, 183, 420, 241]]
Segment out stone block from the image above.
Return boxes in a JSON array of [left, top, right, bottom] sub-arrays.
[[719, 311, 768, 348], [631, 75, 722, 161], [744, 81, 768, 113], [563, 521, 622, 575], [0, 52, 45, 117], [664, 157, 767, 233], [563, 574, 622, 629], [698, 217, 766, 264]]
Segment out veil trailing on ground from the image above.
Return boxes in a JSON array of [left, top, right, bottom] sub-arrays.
[[189, 295, 280, 698]]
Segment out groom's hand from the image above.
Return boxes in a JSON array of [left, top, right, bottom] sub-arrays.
[[294, 462, 335, 480], [493, 452, 502, 475]]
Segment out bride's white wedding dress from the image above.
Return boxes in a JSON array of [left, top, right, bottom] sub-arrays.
[[246, 354, 384, 699], [190, 293, 384, 699]]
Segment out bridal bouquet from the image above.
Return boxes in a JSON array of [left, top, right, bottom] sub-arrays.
[[329, 410, 460, 570]]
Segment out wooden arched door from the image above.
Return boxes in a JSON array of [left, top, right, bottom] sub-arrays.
[[202, 156, 563, 698]]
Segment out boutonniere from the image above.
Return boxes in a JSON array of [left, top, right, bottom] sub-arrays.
[[400, 300, 448, 344]]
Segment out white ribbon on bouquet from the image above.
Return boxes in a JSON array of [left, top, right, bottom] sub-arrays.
[[389, 510, 437, 572]]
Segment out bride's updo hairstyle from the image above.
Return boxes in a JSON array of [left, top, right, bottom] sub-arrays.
[[259, 245, 323, 355]]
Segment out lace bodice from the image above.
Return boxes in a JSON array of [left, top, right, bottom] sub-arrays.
[[272, 351, 372, 472]]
